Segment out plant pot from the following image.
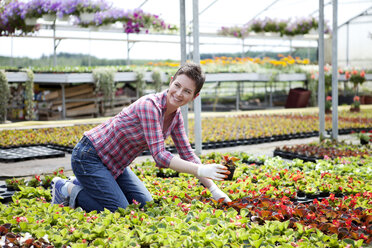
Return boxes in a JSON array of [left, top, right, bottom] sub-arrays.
[[350, 107, 360, 113], [156, 171, 179, 178], [58, 15, 70, 21], [325, 109, 332, 114], [319, 191, 330, 197], [225, 166, 235, 181], [79, 12, 95, 22], [25, 18, 38, 25], [296, 191, 306, 198], [43, 13, 56, 22], [360, 139, 369, 145]]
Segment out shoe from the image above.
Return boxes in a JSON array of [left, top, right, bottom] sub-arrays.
[[51, 177, 69, 205], [68, 176, 81, 186]]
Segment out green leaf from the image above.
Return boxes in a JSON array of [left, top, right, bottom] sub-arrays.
[[209, 218, 218, 225], [214, 209, 224, 218], [250, 238, 263, 248], [240, 208, 248, 217]]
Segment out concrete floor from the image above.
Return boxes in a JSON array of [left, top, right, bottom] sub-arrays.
[[0, 134, 356, 179]]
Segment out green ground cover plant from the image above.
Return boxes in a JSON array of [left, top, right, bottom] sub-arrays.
[[0, 152, 371, 247]]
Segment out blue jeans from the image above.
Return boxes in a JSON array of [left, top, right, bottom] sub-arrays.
[[70, 136, 153, 212]]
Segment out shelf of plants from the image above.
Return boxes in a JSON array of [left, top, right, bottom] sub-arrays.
[[0, 151, 370, 247]]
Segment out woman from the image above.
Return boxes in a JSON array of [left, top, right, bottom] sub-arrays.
[[51, 62, 231, 212]]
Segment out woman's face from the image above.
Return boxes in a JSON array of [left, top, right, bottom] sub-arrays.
[[167, 74, 197, 109]]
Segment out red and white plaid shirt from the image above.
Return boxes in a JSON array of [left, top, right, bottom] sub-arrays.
[[84, 90, 201, 179]]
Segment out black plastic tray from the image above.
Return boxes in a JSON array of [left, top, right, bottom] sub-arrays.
[[0, 146, 65, 163]]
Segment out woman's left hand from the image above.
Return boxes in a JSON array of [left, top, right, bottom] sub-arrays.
[[209, 184, 232, 203]]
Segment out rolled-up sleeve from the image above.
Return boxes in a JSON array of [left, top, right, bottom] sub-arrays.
[[171, 114, 201, 165], [136, 100, 174, 168]]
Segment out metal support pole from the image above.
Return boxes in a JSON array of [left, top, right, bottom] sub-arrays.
[[236, 82, 240, 111], [10, 37, 14, 67], [193, 0, 202, 155], [241, 39, 245, 58], [126, 34, 130, 65], [61, 84, 66, 119], [53, 20, 57, 67], [88, 31, 91, 67], [346, 23, 349, 67], [180, 0, 189, 136], [318, 0, 326, 140], [331, 0, 338, 140]]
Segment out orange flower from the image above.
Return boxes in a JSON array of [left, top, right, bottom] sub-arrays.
[[345, 71, 351, 80], [353, 96, 360, 102], [360, 70, 365, 77], [338, 68, 343, 74], [351, 70, 358, 75]]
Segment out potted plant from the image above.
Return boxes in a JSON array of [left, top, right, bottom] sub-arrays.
[[42, 175, 53, 188], [221, 155, 239, 181], [5, 178, 26, 191], [349, 70, 366, 95], [353, 130, 371, 145], [27, 175, 42, 188], [325, 95, 332, 114], [74, 0, 109, 23], [350, 95, 360, 112], [24, 0, 46, 25]]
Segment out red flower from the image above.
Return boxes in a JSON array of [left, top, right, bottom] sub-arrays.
[[345, 71, 351, 79], [353, 96, 360, 102], [360, 70, 365, 77], [326, 96, 332, 101]]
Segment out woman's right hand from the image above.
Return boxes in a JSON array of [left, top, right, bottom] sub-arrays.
[[197, 164, 229, 181]]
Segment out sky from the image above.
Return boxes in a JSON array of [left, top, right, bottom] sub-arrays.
[[0, 0, 371, 62]]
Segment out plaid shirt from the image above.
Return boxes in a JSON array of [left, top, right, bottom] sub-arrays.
[[84, 90, 201, 179]]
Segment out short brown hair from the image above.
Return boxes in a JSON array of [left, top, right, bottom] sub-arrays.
[[172, 62, 205, 96]]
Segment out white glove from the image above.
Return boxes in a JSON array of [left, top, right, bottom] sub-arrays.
[[197, 164, 228, 181], [209, 184, 232, 203]]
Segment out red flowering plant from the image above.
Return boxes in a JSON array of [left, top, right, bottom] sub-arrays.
[[351, 95, 360, 110], [27, 175, 42, 187], [53, 167, 67, 179], [5, 177, 26, 191], [325, 95, 332, 113], [349, 70, 366, 89]]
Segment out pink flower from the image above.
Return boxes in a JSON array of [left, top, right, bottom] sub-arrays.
[[326, 96, 332, 101], [353, 96, 360, 102]]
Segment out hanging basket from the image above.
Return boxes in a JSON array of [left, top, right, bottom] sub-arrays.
[[25, 18, 38, 26], [42, 14, 56, 22], [58, 15, 70, 22], [79, 12, 95, 22]]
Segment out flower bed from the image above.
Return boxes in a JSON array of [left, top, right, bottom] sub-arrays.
[[0, 152, 371, 247], [1, 111, 371, 150]]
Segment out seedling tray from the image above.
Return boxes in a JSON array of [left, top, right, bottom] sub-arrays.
[[0, 183, 14, 203], [0, 146, 65, 163]]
